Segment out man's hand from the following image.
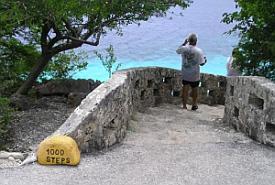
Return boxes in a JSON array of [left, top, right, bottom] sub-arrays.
[[182, 38, 188, 46], [200, 56, 207, 66]]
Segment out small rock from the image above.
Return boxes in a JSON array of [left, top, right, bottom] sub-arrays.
[[8, 156, 15, 161], [20, 153, 37, 166], [0, 151, 25, 160], [15, 159, 22, 163]]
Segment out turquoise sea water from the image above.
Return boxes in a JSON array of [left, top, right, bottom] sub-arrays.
[[74, 0, 238, 81]]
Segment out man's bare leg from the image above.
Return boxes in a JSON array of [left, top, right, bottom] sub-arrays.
[[191, 87, 198, 110], [182, 85, 189, 109]]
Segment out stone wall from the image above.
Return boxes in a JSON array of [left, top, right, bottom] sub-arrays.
[[54, 67, 226, 152], [223, 76, 275, 146], [199, 73, 227, 105]]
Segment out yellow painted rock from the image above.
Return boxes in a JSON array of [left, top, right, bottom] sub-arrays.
[[37, 135, 80, 165]]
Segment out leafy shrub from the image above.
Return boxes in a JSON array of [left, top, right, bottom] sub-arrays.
[[0, 38, 88, 96], [43, 51, 88, 80], [223, 0, 275, 81], [0, 38, 38, 96], [95, 45, 122, 78]]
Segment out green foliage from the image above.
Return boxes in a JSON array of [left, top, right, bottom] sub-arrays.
[[0, 38, 39, 96], [223, 0, 275, 80], [0, 97, 13, 145], [95, 45, 121, 78], [0, 0, 190, 94], [0, 37, 88, 95], [0, 0, 190, 46], [41, 51, 88, 80]]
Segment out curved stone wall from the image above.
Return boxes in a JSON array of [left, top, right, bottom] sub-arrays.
[[223, 76, 275, 146], [54, 67, 227, 152]]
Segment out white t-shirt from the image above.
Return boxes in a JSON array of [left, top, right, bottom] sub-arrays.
[[176, 45, 205, 82]]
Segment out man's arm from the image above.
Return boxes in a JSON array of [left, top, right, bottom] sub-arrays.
[[199, 49, 207, 66], [200, 56, 207, 66], [182, 38, 188, 46], [176, 39, 188, 54]]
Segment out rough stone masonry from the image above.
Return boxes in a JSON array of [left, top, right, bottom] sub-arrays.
[[54, 67, 275, 152], [54, 67, 226, 152], [224, 76, 275, 146]]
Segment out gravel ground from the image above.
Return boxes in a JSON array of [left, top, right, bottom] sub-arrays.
[[6, 96, 74, 152], [0, 96, 74, 168], [1, 104, 275, 185]]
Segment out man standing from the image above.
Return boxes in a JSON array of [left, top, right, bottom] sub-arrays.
[[176, 33, 206, 110]]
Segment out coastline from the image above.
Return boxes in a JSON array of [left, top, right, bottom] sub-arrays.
[[73, 54, 229, 82]]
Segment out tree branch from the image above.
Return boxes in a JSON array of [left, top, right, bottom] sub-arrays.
[[68, 31, 101, 46], [47, 21, 67, 49], [52, 22, 62, 38], [51, 41, 82, 55], [41, 21, 51, 54], [62, 18, 77, 37]]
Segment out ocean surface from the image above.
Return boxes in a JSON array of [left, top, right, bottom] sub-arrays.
[[74, 0, 239, 81]]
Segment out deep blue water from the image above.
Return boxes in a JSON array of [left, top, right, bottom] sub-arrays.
[[74, 0, 239, 81]]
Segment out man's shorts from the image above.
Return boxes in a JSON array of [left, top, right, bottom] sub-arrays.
[[182, 80, 200, 88]]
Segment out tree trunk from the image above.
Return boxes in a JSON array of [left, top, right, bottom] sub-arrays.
[[16, 55, 52, 95]]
